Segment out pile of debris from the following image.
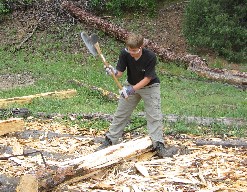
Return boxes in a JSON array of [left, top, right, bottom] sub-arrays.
[[0, 115, 247, 191]]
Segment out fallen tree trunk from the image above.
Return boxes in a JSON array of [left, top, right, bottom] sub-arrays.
[[61, 1, 247, 87], [162, 114, 247, 127], [195, 139, 247, 148], [37, 136, 153, 191]]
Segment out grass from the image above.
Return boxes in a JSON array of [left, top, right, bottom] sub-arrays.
[[0, 21, 246, 137]]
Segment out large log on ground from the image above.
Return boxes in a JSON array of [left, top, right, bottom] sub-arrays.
[[0, 89, 77, 107], [0, 118, 24, 136], [37, 136, 153, 191], [195, 139, 247, 148], [61, 1, 247, 87]]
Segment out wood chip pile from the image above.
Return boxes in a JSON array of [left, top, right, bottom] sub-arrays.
[[0, 119, 246, 192]]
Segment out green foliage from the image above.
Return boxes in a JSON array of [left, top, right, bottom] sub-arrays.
[[0, 20, 246, 137], [88, 0, 157, 16], [0, 0, 9, 14], [183, 0, 247, 63], [0, 0, 34, 14]]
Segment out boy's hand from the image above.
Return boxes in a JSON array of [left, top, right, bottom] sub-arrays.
[[104, 65, 118, 76], [119, 86, 135, 98]]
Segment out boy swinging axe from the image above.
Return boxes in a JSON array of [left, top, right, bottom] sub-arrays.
[[81, 32, 181, 158]]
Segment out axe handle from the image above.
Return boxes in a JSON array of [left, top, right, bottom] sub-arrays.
[[94, 43, 123, 90]]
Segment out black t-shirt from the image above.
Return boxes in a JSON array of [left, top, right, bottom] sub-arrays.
[[116, 48, 160, 86]]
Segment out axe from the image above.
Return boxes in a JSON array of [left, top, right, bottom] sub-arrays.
[[80, 32, 123, 90]]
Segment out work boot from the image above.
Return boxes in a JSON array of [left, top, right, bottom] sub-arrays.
[[95, 136, 112, 151], [155, 142, 179, 158]]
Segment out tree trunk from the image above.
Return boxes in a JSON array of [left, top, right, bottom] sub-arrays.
[[195, 139, 247, 148], [61, 1, 247, 87], [37, 136, 153, 191]]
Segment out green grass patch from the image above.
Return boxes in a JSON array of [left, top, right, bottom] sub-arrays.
[[0, 23, 246, 137]]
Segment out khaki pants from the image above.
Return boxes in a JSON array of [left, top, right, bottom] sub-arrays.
[[106, 83, 164, 147]]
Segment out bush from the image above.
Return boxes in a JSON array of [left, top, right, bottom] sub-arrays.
[[0, 0, 34, 14], [0, 0, 9, 14], [183, 0, 247, 63], [88, 0, 157, 16]]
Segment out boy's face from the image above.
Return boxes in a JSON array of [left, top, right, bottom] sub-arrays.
[[125, 47, 142, 58]]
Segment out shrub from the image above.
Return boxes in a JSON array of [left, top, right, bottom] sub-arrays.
[[0, 0, 34, 14], [0, 0, 9, 14], [183, 0, 247, 63]]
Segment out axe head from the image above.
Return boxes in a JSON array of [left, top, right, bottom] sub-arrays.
[[80, 32, 99, 56]]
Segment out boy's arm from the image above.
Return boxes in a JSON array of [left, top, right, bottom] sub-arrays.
[[133, 77, 152, 91]]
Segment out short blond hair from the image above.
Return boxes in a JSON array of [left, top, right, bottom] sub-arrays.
[[125, 33, 144, 48]]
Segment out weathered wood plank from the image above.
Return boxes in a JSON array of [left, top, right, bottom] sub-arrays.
[[0, 118, 24, 136], [0, 89, 77, 107]]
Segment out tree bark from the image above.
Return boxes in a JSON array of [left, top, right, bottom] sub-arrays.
[[37, 136, 153, 191], [195, 139, 247, 148], [61, 1, 247, 87]]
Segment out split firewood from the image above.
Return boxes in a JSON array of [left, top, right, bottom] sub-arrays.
[[69, 79, 119, 101], [0, 89, 77, 107], [37, 136, 153, 191], [195, 139, 247, 148], [37, 136, 188, 191], [0, 118, 24, 136], [135, 163, 150, 177], [61, 1, 247, 86]]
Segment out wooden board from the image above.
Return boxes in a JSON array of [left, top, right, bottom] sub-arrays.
[[0, 89, 77, 107], [0, 118, 24, 136]]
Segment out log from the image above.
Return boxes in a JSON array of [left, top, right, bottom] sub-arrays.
[[0, 118, 24, 136], [61, 1, 247, 86], [195, 139, 247, 148], [0, 89, 77, 107], [37, 136, 153, 191], [162, 114, 247, 127]]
